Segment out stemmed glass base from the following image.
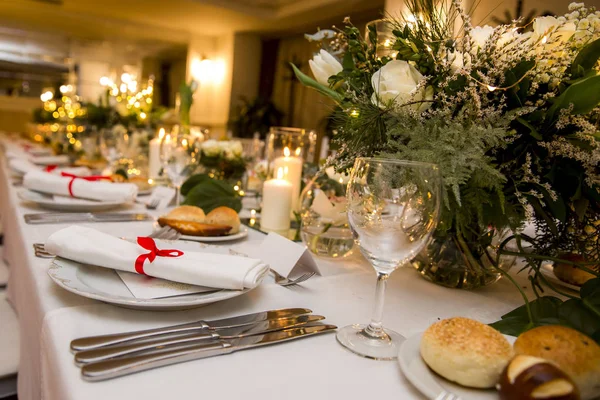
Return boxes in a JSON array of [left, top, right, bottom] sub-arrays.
[[336, 324, 405, 360]]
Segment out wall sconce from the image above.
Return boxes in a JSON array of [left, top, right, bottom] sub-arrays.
[[191, 57, 225, 85]]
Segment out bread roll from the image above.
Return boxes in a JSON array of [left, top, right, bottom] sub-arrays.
[[514, 326, 600, 400], [206, 207, 240, 234], [157, 218, 232, 237], [553, 254, 597, 286], [420, 317, 513, 388], [162, 205, 206, 222], [498, 355, 580, 400]]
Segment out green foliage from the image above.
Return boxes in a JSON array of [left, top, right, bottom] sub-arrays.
[[179, 80, 198, 127], [31, 107, 54, 124], [229, 97, 283, 139], [83, 102, 118, 129], [491, 278, 600, 342], [290, 64, 344, 102], [182, 174, 242, 213]]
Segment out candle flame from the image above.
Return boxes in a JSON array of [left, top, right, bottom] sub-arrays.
[[158, 128, 165, 140], [165, 134, 171, 144], [295, 147, 301, 156], [277, 167, 285, 180], [283, 147, 290, 157]]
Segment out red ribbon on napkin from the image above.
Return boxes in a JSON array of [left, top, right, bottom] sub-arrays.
[[44, 165, 57, 173], [134, 237, 184, 275], [60, 172, 111, 197]]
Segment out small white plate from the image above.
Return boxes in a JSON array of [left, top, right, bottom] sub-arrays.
[[539, 263, 581, 292], [47, 241, 258, 311], [18, 189, 128, 212], [398, 332, 516, 400], [180, 227, 249, 242]]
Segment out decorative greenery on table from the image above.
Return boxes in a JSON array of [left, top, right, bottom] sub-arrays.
[[181, 173, 242, 213], [293, 0, 600, 339], [198, 140, 247, 181]]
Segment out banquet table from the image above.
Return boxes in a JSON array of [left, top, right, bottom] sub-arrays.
[[0, 134, 536, 400]]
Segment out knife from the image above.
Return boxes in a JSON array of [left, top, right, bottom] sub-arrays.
[[70, 307, 313, 352], [24, 213, 152, 224], [81, 323, 337, 381], [74, 314, 325, 365]]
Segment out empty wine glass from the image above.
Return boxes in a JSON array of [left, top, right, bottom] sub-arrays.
[[337, 157, 442, 360], [99, 129, 120, 169], [160, 133, 198, 205]]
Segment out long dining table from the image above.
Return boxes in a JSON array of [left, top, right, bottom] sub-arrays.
[[0, 133, 535, 400]]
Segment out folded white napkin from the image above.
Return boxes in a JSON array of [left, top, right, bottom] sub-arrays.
[[9, 158, 91, 177], [23, 170, 137, 202], [45, 226, 268, 290], [29, 155, 70, 165]]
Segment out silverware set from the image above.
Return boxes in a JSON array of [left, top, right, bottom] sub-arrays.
[[24, 212, 153, 225], [69, 308, 336, 381]]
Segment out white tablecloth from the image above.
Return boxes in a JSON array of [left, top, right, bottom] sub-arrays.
[[0, 135, 535, 400]]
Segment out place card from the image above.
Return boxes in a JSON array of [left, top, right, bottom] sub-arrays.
[[116, 270, 215, 299], [246, 232, 321, 278], [145, 186, 176, 210]]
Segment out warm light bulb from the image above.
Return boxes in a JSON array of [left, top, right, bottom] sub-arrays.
[[487, 85, 497, 92], [140, 112, 147, 119], [59, 85, 68, 94], [99, 76, 110, 86], [121, 73, 131, 83]]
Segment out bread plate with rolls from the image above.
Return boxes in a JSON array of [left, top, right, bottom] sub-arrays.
[[156, 205, 248, 242], [399, 318, 598, 400]]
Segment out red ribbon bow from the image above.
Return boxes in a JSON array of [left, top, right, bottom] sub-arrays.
[[60, 172, 111, 197], [134, 237, 184, 275]]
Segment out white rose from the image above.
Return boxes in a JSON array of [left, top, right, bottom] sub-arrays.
[[532, 16, 576, 43], [201, 139, 220, 157], [371, 60, 433, 112], [470, 25, 495, 51], [308, 50, 343, 86], [229, 141, 243, 157]]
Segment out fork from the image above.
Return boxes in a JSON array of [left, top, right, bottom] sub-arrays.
[[270, 269, 315, 287], [145, 199, 160, 210], [434, 391, 461, 400], [32, 227, 182, 258]]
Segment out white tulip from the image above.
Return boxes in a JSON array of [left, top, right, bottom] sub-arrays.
[[371, 60, 433, 112], [308, 50, 343, 86], [532, 16, 576, 43], [470, 25, 495, 51]]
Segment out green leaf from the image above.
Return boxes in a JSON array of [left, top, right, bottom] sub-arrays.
[[516, 117, 542, 140], [489, 317, 533, 336], [571, 38, 600, 76], [290, 64, 343, 103], [501, 296, 562, 320], [548, 74, 600, 121], [342, 52, 355, 72], [559, 299, 600, 338], [182, 179, 242, 213], [181, 173, 211, 196]]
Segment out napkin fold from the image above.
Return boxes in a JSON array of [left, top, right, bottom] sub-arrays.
[[9, 158, 91, 177], [45, 226, 269, 290], [23, 170, 137, 202]]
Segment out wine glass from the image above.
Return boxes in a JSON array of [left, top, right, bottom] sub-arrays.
[[337, 157, 442, 360], [99, 129, 120, 170], [160, 133, 198, 205]]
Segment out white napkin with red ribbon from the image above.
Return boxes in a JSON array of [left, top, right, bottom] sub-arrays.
[[23, 170, 137, 202], [45, 226, 269, 290]]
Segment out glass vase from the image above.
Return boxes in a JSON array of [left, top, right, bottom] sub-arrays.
[[412, 229, 516, 289], [299, 172, 354, 259]]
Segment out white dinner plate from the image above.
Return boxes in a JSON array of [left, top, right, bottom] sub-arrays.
[[539, 262, 581, 292], [47, 240, 258, 311], [180, 227, 249, 242], [398, 332, 516, 400], [18, 189, 129, 212]]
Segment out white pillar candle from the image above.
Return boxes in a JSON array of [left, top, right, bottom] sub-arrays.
[[261, 167, 293, 231], [273, 147, 303, 213], [148, 128, 165, 179]]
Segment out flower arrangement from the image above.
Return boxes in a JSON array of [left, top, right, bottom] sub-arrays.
[[294, 1, 600, 338], [199, 139, 247, 180]]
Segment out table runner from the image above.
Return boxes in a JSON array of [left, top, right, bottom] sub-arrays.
[[0, 134, 536, 400]]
